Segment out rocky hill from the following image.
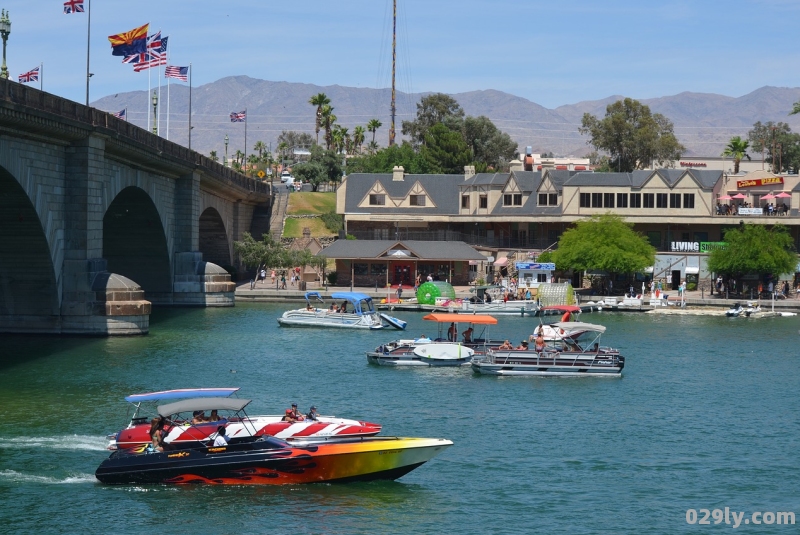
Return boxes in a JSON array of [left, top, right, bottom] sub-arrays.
[[91, 76, 800, 159]]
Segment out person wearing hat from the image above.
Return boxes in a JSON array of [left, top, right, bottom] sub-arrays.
[[281, 409, 295, 422], [515, 340, 529, 350], [306, 406, 319, 421], [288, 403, 305, 422]]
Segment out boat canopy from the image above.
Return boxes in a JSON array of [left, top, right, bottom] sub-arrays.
[[551, 321, 606, 333], [331, 292, 375, 314], [540, 305, 581, 313], [423, 313, 498, 325], [157, 397, 252, 417], [125, 388, 240, 403], [304, 292, 323, 302]]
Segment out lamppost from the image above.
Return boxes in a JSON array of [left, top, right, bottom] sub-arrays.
[[0, 10, 11, 80], [151, 91, 158, 135], [224, 134, 229, 167]]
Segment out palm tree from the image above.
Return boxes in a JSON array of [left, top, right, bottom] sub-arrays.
[[791, 101, 800, 116], [247, 154, 259, 176], [309, 93, 330, 145], [353, 126, 365, 154], [234, 149, 244, 167], [367, 140, 379, 154], [253, 140, 267, 159], [209, 150, 219, 162], [722, 136, 750, 174], [321, 105, 337, 150], [367, 118, 382, 145]]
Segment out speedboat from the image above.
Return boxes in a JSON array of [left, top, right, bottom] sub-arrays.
[[277, 292, 406, 330], [471, 322, 625, 377], [96, 397, 452, 485], [533, 306, 590, 341], [725, 303, 743, 317], [367, 313, 500, 366], [109, 388, 382, 451]]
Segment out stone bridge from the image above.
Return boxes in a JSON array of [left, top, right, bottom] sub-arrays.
[[0, 80, 270, 335]]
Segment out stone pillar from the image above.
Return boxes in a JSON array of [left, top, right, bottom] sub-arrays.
[[173, 251, 235, 307]]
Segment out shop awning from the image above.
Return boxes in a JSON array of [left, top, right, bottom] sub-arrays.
[[493, 256, 508, 266], [685, 266, 699, 274]]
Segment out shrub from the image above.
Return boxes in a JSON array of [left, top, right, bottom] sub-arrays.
[[327, 272, 338, 285], [320, 210, 343, 233], [687, 282, 697, 291]]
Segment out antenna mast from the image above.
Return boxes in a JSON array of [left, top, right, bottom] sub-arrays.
[[388, 0, 397, 146]]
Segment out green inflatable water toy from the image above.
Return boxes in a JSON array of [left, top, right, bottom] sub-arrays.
[[416, 281, 456, 305]]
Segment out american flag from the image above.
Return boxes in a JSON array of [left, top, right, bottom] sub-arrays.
[[112, 109, 127, 120], [230, 111, 246, 122], [165, 66, 189, 82], [63, 0, 84, 14], [18, 66, 39, 84]]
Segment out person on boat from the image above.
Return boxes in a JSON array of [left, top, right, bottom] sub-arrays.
[[533, 332, 546, 352], [415, 334, 431, 343], [462, 327, 473, 343], [212, 426, 228, 446], [447, 323, 457, 342], [192, 411, 207, 425], [306, 406, 319, 421], [484, 292, 492, 304], [515, 340, 529, 350], [524, 289, 531, 300], [340, 301, 348, 313], [209, 409, 221, 422], [499, 340, 513, 350], [306, 303, 315, 311], [592, 343, 599, 353], [281, 409, 295, 422], [149, 417, 167, 452], [290, 403, 305, 422]]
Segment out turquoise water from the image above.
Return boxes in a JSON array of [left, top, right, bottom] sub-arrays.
[[1, 305, 798, 534]]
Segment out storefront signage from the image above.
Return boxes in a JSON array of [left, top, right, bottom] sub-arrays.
[[515, 262, 555, 271], [669, 242, 727, 253], [680, 161, 707, 167], [736, 177, 783, 188], [738, 207, 762, 216]]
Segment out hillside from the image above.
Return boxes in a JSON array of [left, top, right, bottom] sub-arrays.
[[91, 77, 800, 159]]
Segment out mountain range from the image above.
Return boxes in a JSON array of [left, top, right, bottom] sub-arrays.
[[91, 76, 800, 160]]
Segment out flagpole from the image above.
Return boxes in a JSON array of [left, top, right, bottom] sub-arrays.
[[188, 63, 192, 150], [40, 62, 43, 92], [157, 61, 161, 137], [85, 0, 91, 105], [166, 72, 170, 140], [244, 108, 248, 174]]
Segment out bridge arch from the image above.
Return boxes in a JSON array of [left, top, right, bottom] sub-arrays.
[[103, 186, 172, 299], [199, 207, 232, 269], [0, 165, 59, 319]]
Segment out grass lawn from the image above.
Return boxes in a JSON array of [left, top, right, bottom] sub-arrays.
[[283, 217, 336, 238], [287, 192, 336, 215]]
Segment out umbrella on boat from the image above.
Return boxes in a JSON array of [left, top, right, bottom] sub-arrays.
[[761, 193, 776, 200], [775, 192, 792, 198], [718, 195, 733, 200], [731, 193, 747, 199]]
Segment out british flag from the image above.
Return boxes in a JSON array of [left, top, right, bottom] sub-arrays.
[[63, 0, 84, 14], [230, 111, 246, 122], [18, 66, 39, 84], [127, 33, 168, 70]]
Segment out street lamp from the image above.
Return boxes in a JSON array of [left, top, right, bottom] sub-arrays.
[[224, 134, 229, 167], [151, 91, 158, 135], [0, 10, 11, 80]]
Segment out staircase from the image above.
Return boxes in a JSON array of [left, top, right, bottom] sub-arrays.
[[269, 189, 290, 241]]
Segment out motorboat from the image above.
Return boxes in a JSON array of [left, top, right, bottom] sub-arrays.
[[277, 292, 406, 330], [109, 388, 382, 451], [367, 313, 500, 366], [96, 397, 452, 485], [471, 321, 625, 377], [725, 303, 743, 317], [533, 306, 590, 341], [459, 285, 540, 316]]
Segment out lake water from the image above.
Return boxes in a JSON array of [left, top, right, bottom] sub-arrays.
[[1, 304, 798, 534]]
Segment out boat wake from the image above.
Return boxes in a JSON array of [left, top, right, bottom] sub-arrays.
[[0, 435, 108, 451], [0, 469, 96, 485]]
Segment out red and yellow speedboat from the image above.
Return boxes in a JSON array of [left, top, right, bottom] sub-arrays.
[[96, 397, 452, 485]]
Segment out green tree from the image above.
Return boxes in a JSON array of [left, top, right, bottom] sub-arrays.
[[463, 115, 518, 169], [421, 124, 472, 174], [367, 118, 382, 145], [253, 140, 267, 159], [579, 98, 685, 172], [321, 105, 336, 150], [353, 125, 365, 154], [309, 93, 330, 145], [747, 121, 800, 173], [721, 136, 750, 174], [707, 224, 796, 282], [402, 93, 465, 149], [550, 213, 656, 276], [345, 142, 431, 174], [233, 232, 289, 271], [293, 145, 343, 191], [293, 161, 326, 191]]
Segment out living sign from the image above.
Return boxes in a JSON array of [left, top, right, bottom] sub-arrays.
[[670, 241, 727, 253], [736, 177, 783, 188]]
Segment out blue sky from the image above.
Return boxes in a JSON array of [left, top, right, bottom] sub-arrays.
[[4, 0, 800, 109]]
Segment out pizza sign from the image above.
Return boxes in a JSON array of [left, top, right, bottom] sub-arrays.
[[736, 177, 783, 188]]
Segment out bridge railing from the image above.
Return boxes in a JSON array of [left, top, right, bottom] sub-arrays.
[[1, 79, 267, 194]]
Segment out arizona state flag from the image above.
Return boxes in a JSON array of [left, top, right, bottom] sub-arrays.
[[107, 23, 149, 57]]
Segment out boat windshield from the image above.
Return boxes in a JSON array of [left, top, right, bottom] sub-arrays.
[[359, 298, 375, 313]]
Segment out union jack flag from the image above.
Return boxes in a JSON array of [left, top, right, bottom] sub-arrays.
[[165, 66, 188, 82], [112, 109, 127, 121], [230, 111, 246, 122], [127, 33, 168, 70], [18, 66, 39, 84], [63, 0, 84, 14]]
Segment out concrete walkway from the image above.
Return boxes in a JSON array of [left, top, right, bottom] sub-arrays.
[[234, 280, 800, 312]]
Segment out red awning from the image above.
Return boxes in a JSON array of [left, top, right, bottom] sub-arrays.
[[493, 256, 508, 266], [555, 165, 568, 170], [574, 166, 586, 171]]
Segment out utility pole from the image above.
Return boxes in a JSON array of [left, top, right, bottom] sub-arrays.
[[388, 0, 396, 146]]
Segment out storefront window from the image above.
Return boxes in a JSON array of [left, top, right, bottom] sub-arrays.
[[353, 263, 369, 275], [370, 263, 387, 276]]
